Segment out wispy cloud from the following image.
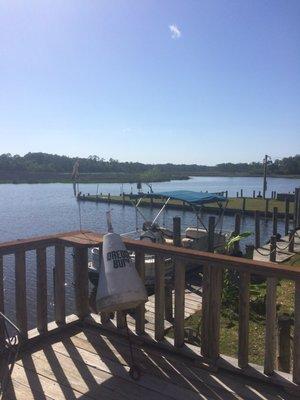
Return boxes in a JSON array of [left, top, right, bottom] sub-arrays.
[[169, 24, 181, 39]]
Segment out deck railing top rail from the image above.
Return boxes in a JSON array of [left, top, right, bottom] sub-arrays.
[[1, 230, 298, 280]]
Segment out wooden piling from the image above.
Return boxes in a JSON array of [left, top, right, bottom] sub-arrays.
[[289, 230, 295, 253], [270, 234, 276, 263], [294, 188, 300, 229], [297, 188, 300, 227], [273, 207, 278, 237], [234, 213, 241, 253], [255, 211, 260, 248], [285, 199, 290, 236], [242, 198, 246, 213], [208, 216, 215, 252], [245, 245, 254, 259], [173, 217, 181, 247], [265, 198, 269, 220], [240, 189, 243, 198], [253, 190, 255, 198]]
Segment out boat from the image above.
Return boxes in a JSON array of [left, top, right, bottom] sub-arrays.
[[88, 190, 230, 287]]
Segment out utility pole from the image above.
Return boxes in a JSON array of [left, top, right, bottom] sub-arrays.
[[263, 155, 271, 199]]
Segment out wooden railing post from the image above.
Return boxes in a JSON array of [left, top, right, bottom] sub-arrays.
[[165, 216, 182, 323], [165, 286, 173, 323], [54, 244, 65, 325], [201, 263, 211, 358], [293, 280, 300, 384], [36, 247, 48, 333], [73, 247, 89, 320], [174, 257, 185, 348], [278, 314, 292, 373], [0, 255, 4, 346], [201, 263, 222, 362], [155, 255, 165, 341], [135, 250, 145, 334], [238, 271, 250, 369], [264, 236, 278, 375], [15, 250, 27, 339], [208, 265, 222, 362]]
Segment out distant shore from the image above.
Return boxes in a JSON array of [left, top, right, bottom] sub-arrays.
[[0, 171, 299, 184], [0, 171, 189, 184]]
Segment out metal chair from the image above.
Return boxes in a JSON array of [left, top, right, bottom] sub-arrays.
[[0, 312, 22, 398]]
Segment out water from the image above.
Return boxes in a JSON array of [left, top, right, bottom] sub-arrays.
[[1, 176, 299, 329]]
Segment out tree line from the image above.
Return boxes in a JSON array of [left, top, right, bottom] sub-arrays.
[[0, 152, 299, 176]]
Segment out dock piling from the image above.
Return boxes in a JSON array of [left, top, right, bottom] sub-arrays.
[[234, 213, 241, 253], [255, 211, 260, 248], [285, 199, 290, 235], [173, 217, 181, 247], [242, 198, 246, 213], [265, 198, 269, 220], [289, 230, 295, 253], [273, 207, 278, 237], [208, 216, 215, 252]]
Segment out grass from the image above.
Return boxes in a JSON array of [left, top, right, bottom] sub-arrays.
[[167, 255, 300, 366]]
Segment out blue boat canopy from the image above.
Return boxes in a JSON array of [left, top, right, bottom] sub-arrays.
[[147, 190, 226, 205]]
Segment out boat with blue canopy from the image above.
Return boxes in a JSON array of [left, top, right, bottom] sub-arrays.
[[89, 190, 231, 287]]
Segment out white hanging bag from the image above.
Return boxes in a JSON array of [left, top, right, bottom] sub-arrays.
[[96, 212, 147, 313]]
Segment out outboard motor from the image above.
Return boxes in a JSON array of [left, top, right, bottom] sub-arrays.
[[140, 221, 164, 244], [96, 232, 148, 313]]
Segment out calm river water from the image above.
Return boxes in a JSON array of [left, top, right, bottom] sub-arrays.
[[1, 176, 299, 328]]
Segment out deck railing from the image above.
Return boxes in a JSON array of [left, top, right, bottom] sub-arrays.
[[0, 230, 299, 390]]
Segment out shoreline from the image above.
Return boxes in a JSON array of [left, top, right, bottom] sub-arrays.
[[0, 173, 300, 184]]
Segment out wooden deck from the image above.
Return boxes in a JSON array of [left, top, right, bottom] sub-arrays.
[[2, 324, 297, 400], [1, 230, 300, 399]]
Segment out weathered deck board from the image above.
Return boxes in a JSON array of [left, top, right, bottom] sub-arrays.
[[3, 326, 296, 400]]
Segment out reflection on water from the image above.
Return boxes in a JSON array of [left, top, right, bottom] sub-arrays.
[[0, 176, 299, 328]]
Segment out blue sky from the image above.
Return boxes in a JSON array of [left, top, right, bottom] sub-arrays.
[[0, 1, 299, 165]]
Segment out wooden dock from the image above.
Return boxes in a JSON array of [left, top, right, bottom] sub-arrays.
[[127, 285, 202, 333], [77, 193, 295, 219], [253, 229, 300, 263]]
